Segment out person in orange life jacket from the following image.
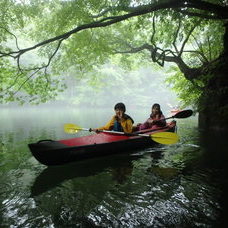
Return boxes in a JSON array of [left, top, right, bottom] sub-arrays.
[[138, 103, 166, 130], [93, 103, 134, 133]]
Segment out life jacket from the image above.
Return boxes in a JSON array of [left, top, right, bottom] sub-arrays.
[[113, 114, 134, 132], [149, 113, 166, 127], [113, 121, 123, 132], [124, 114, 134, 124]]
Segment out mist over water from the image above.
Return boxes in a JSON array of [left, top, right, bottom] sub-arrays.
[[1, 66, 179, 117], [1, 67, 181, 135]]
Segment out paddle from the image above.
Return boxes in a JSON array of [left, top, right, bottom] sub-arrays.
[[64, 123, 179, 145], [164, 109, 193, 120]]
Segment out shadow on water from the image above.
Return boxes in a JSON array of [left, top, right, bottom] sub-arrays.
[[30, 153, 142, 197], [198, 129, 228, 228]]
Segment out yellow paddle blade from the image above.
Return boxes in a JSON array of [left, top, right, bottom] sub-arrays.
[[150, 132, 179, 145], [64, 123, 82, 134]]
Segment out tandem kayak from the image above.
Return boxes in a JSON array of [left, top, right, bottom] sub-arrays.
[[28, 121, 176, 166]]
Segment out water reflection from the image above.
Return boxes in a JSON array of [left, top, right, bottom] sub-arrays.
[[1, 109, 227, 227], [31, 154, 140, 196], [28, 133, 226, 227]]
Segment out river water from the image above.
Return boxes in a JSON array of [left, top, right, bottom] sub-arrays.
[[0, 107, 227, 227]]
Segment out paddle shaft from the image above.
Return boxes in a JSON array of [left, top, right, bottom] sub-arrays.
[[163, 116, 176, 120], [64, 123, 179, 144], [77, 127, 152, 138], [74, 127, 173, 139]]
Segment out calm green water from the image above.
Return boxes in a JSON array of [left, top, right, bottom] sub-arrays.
[[0, 108, 227, 227]]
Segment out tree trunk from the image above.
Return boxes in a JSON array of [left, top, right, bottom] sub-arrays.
[[198, 23, 228, 131]]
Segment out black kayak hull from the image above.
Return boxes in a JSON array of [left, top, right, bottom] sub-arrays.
[[28, 122, 176, 166]]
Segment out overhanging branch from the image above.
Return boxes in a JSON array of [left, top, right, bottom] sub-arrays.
[[1, 0, 227, 103], [1, 0, 227, 60]]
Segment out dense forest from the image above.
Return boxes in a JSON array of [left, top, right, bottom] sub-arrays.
[[1, 0, 228, 130]]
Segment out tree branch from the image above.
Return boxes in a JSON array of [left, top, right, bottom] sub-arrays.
[[175, 9, 224, 20], [1, 0, 227, 103], [172, 18, 181, 53], [179, 19, 202, 56], [150, 14, 156, 45], [0, 26, 20, 50], [185, 0, 228, 19], [115, 41, 206, 80], [2, 0, 227, 60]]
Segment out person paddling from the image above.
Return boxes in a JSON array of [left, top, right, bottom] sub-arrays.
[[138, 103, 166, 130], [93, 102, 134, 133]]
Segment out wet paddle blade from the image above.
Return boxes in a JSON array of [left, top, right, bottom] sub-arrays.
[[173, 109, 193, 119], [151, 132, 179, 145], [64, 123, 82, 134]]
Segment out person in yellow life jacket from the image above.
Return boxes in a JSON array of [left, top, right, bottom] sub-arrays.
[[93, 103, 134, 133]]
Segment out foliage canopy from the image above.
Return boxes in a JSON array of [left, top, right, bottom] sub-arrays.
[[0, 0, 227, 107]]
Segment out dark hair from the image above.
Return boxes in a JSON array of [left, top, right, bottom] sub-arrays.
[[152, 103, 161, 110], [151, 103, 163, 118], [114, 102, 126, 112]]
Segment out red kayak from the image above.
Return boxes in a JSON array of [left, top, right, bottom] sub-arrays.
[[28, 121, 176, 166]]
